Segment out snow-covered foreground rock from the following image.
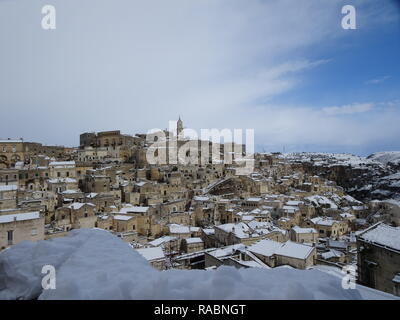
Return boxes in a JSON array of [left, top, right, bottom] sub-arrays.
[[0, 229, 397, 300]]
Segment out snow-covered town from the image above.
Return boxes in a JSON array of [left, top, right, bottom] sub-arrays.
[[1, 0, 400, 304], [0, 120, 399, 299]]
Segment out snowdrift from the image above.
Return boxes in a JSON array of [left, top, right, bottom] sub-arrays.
[[0, 229, 396, 300]]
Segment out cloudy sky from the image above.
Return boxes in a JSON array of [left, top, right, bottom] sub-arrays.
[[0, 0, 399, 155]]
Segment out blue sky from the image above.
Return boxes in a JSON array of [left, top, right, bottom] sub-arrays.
[[276, 17, 400, 107], [0, 0, 399, 156]]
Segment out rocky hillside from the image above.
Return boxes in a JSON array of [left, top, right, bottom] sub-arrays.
[[283, 152, 400, 202], [367, 151, 400, 166]]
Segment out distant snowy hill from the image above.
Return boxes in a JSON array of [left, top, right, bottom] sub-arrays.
[[367, 151, 400, 166], [0, 229, 397, 300], [280, 152, 400, 201]]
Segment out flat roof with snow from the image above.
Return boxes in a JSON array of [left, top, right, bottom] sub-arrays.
[[0, 211, 41, 224], [0, 185, 18, 192], [136, 247, 165, 261], [113, 215, 135, 221], [185, 237, 203, 244], [292, 226, 317, 234], [148, 236, 177, 247], [119, 206, 149, 214], [248, 239, 315, 260], [169, 224, 190, 234], [358, 223, 400, 252]]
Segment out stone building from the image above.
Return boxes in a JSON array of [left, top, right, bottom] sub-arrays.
[[304, 216, 348, 239], [80, 130, 136, 149], [0, 139, 28, 168], [0, 211, 45, 250], [53, 202, 97, 231], [247, 239, 317, 269], [0, 185, 18, 210], [0, 169, 19, 187], [289, 226, 318, 244], [181, 237, 204, 254], [48, 161, 76, 179], [0, 139, 69, 168], [356, 223, 400, 296], [136, 247, 166, 270]]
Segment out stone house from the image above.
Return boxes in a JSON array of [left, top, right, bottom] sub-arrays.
[[305, 216, 348, 239], [0, 139, 28, 168], [136, 247, 166, 270], [0, 169, 19, 187], [0, 211, 44, 250], [112, 214, 136, 233], [48, 161, 76, 179], [180, 237, 204, 254], [290, 226, 318, 244], [53, 202, 96, 231], [247, 239, 317, 269], [357, 223, 400, 296], [148, 235, 180, 255], [0, 185, 18, 210]]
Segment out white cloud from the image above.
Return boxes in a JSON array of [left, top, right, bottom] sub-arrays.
[[0, 0, 397, 155], [322, 103, 374, 115], [365, 76, 391, 85], [246, 101, 400, 151]]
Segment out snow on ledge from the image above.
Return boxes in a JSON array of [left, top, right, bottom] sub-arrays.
[[0, 229, 397, 300]]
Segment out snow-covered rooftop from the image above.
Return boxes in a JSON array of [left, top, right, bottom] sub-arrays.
[[276, 241, 315, 260], [358, 223, 400, 251], [148, 236, 177, 247], [67, 202, 95, 210], [248, 239, 315, 260], [193, 196, 209, 201], [49, 161, 75, 168], [136, 247, 165, 261], [119, 206, 149, 214], [292, 226, 317, 234], [185, 237, 203, 244], [0, 211, 41, 224], [169, 224, 190, 234], [310, 217, 341, 227], [113, 215, 134, 221], [0, 185, 18, 192]]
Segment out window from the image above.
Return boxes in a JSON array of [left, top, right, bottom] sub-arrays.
[[31, 228, 38, 236], [57, 172, 61, 177], [66, 172, 70, 177], [7, 230, 13, 245]]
